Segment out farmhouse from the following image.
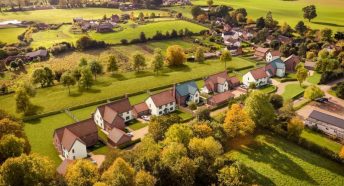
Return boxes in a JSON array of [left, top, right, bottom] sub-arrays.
[[145, 89, 176, 116], [283, 54, 300, 72], [243, 67, 270, 87], [53, 118, 98, 160], [266, 50, 281, 62], [175, 81, 200, 106], [305, 110, 344, 141], [202, 71, 239, 94], [25, 49, 48, 61], [254, 47, 270, 60], [265, 58, 286, 77], [207, 91, 235, 107], [94, 97, 133, 132]]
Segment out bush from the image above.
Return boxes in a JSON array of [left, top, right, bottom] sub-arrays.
[[76, 36, 106, 51], [319, 70, 344, 84], [120, 39, 128, 45], [188, 101, 197, 110]]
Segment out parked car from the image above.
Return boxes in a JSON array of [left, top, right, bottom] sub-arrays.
[[315, 97, 329, 103], [141, 115, 150, 121], [127, 132, 133, 137]]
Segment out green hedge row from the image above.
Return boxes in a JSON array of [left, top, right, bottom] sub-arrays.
[[280, 78, 297, 82], [118, 138, 141, 149]]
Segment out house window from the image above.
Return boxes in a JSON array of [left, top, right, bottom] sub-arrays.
[[73, 156, 75, 160], [170, 108, 173, 111], [159, 111, 162, 115], [126, 116, 130, 120], [72, 149, 74, 153], [159, 106, 162, 109]]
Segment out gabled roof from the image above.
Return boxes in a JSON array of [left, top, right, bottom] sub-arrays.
[[255, 47, 270, 54], [208, 91, 234, 104], [249, 67, 269, 80], [204, 71, 229, 91], [283, 54, 300, 64], [269, 50, 281, 57], [54, 118, 97, 151], [268, 58, 285, 69], [149, 89, 175, 107], [108, 128, 131, 144], [98, 98, 131, 116], [228, 76, 240, 85], [133, 102, 149, 114], [308, 110, 344, 129], [175, 81, 198, 97], [25, 50, 47, 58]]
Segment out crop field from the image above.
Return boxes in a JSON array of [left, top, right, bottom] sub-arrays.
[[0, 8, 169, 24], [0, 56, 256, 116], [227, 132, 344, 185], [0, 27, 26, 44], [190, 0, 344, 31]]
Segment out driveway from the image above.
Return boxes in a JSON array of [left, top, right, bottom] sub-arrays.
[[90, 154, 105, 168], [131, 126, 149, 140]]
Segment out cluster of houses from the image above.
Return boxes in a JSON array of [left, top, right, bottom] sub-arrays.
[[53, 70, 241, 162], [220, 24, 254, 56], [242, 47, 300, 87], [72, 14, 121, 33]]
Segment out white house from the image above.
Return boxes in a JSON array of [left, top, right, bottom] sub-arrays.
[[93, 97, 133, 131], [243, 67, 270, 87], [145, 89, 176, 116], [266, 50, 281, 62], [202, 71, 231, 94], [305, 110, 344, 141], [61, 137, 87, 160]]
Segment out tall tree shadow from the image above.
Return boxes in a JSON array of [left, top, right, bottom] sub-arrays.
[[312, 21, 344, 27]]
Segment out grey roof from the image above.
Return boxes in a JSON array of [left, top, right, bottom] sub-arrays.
[[25, 50, 48, 58], [175, 81, 198, 97], [309, 110, 344, 129], [269, 58, 285, 69]]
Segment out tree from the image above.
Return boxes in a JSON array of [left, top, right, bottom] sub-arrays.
[[197, 14, 208, 23], [304, 85, 324, 100], [139, 32, 147, 42], [223, 104, 255, 138], [207, 0, 213, 8], [339, 146, 344, 159], [132, 53, 146, 72], [79, 58, 88, 67], [101, 158, 135, 186], [278, 100, 296, 122], [256, 17, 265, 29], [280, 22, 293, 36], [296, 64, 308, 86], [31, 67, 54, 88], [61, 72, 76, 95], [65, 159, 99, 186], [320, 28, 333, 41], [188, 137, 223, 160], [165, 45, 186, 66], [269, 94, 284, 109], [195, 107, 211, 121], [335, 82, 344, 99], [107, 56, 118, 74], [149, 114, 182, 142], [193, 123, 213, 138], [80, 68, 93, 90], [195, 47, 205, 63], [295, 21, 307, 36], [191, 6, 203, 19], [0, 154, 55, 186], [89, 61, 103, 80], [244, 91, 275, 128], [220, 50, 232, 69], [15, 87, 33, 115], [302, 5, 317, 22], [0, 134, 25, 162], [151, 48, 164, 75], [164, 124, 194, 146], [265, 11, 276, 29], [298, 43, 307, 57], [217, 162, 248, 186], [287, 116, 304, 138], [134, 170, 157, 186]]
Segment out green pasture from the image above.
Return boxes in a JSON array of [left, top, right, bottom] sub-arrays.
[[190, 0, 344, 31], [301, 128, 342, 153], [0, 8, 169, 24], [282, 83, 306, 100], [227, 132, 344, 185], [0, 27, 26, 44]]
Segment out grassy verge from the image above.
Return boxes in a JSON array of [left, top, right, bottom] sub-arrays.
[[226, 132, 344, 185], [282, 83, 306, 100], [301, 128, 342, 153], [307, 72, 321, 85], [0, 27, 26, 44], [258, 85, 277, 94]]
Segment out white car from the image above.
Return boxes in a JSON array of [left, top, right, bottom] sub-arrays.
[[141, 115, 150, 121], [127, 132, 133, 137]]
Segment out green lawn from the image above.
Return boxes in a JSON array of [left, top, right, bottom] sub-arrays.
[[258, 85, 277, 94], [0, 57, 255, 116], [0, 8, 169, 24], [0, 27, 26, 44], [89, 20, 207, 44], [301, 128, 342, 153], [227, 132, 344, 185], [282, 83, 306, 100], [126, 119, 148, 131], [191, 0, 344, 31], [24, 112, 74, 166], [307, 72, 321, 85], [174, 110, 194, 121]]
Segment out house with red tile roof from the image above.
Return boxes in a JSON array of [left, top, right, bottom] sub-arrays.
[[108, 128, 132, 146], [132, 102, 150, 118], [266, 50, 281, 62], [145, 89, 176, 116], [53, 118, 98, 160], [201, 71, 240, 94], [242, 67, 270, 87], [94, 97, 133, 132], [207, 91, 235, 107], [254, 47, 270, 60], [283, 55, 300, 72]]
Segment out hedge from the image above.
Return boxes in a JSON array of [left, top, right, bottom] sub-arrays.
[[280, 78, 297, 82], [118, 138, 141, 149]]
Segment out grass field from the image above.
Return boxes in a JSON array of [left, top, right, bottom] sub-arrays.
[[0, 56, 255, 116], [189, 0, 344, 31], [282, 83, 306, 100], [89, 20, 207, 44], [258, 85, 277, 94], [0, 8, 169, 24], [307, 72, 321, 84], [301, 128, 342, 153], [227, 132, 344, 185], [0, 27, 26, 44], [24, 112, 74, 166]]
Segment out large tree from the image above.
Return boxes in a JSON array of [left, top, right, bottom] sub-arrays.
[[164, 124, 194, 146], [224, 104, 255, 138], [89, 61, 103, 80], [79, 67, 94, 90], [295, 21, 307, 36], [188, 137, 223, 160], [32, 68, 55, 88], [220, 50, 232, 69], [132, 53, 146, 72], [15, 86, 34, 115], [269, 94, 284, 110], [0, 134, 25, 162], [61, 71, 76, 95], [302, 5, 317, 22], [165, 45, 186, 66], [151, 48, 164, 75], [101, 158, 135, 186], [195, 47, 205, 63], [65, 159, 99, 186], [244, 91, 275, 128], [191, 6, 203, 19], [134, 170, 157, 186], [0, 154, 55, 186], [304, 85, 324, 100], [107, 56, 119, 74], [296, 64, 308, 87], [287, 116, 304, 138]]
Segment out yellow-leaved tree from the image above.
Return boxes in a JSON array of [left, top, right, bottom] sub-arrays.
[[339, 146, 344, 159], [65, 159, 99, 186], [224, 104, 255, 138]]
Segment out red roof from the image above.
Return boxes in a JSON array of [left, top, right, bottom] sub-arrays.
[[269, 50, 281, 57], [204, 71, 229, 92], [208, 91, 234, 104], [250, 67, 268, 80], [98, 98, 131, 115], [254, 47, 270, 58], [149, 89, 175, 107], [108, 128, 131, 145], [228, 76, 240, 86], [133, 102, 149, 114]]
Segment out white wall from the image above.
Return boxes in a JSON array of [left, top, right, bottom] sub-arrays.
[[120, 110, 133, 122], [94, 108, 104, 129], [190, 91, 200, 103], [217, 82, 229, 93], [63, 140, 87, 160], [276, 68, 285, 77], [145, 97, 176, 116], [266, 52, 273, 62], [243, 72, 269, 87], [305, 119, 344, 140]]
